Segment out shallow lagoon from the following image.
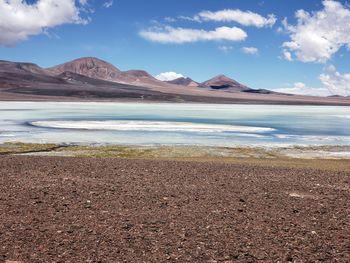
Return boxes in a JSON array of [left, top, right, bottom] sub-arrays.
[[1, 102, 350, 147]]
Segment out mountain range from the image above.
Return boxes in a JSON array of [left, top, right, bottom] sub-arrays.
[[46, 57, 251, 92], [0, 57, 349, 105]]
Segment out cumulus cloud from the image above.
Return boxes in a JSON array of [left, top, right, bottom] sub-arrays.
[[0, 0, 88, 46], [282, 0, 350, 63], [139, 26, 247, 44], [319, 65, 350, 96], [195, 9, 276, 27], [274, 82, 331, 97], [274, 65, 350, 97], [155, 72, 185, 81], [242, 46, 258, 55]]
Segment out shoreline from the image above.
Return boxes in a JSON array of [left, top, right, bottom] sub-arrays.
[[1, 143, 350, 172], [0, 90, 350, 106], [2, 99, 350, 107], [1, 97, 350, 106]]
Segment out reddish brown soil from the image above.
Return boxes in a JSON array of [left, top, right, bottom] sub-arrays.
[[0, 156, 349, 262]]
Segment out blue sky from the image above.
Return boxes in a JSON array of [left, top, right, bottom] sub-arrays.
[[1, 0, 350, 95]]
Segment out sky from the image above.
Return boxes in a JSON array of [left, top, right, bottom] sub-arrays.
[[1, 0, 350, 96]]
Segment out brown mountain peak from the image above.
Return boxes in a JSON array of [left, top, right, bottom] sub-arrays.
[[166, 77, 199, 87], [201, 74, 249, 91], [47, 57, 121, 82]]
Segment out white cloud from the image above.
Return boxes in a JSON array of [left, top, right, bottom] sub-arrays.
[[155, 72, 185, 81], [164, 17, 176, 22], [79, 0, 88, 5], [194, 9, 276, 27], [282, 50, 293, 61], [242, 46, 258, 55], [177, 15, 201, 22], [319, 65, 350, 96], [274, 65, 350, 97], [139, 26, 247, 44], [282, 0, 350, 63], [218, 45, 233, 53], [0, 0, 88, 46], [274, 82, 332, 97], [103, 0, 113, 8]]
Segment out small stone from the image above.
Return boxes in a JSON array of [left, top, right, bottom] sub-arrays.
[[124, 223, 134, 230], [85, 200, 92, 208]]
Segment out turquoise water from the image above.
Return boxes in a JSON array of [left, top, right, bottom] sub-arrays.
[[1, 102, 350, 147]]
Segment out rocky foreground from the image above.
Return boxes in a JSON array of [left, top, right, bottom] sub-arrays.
[[0, 156, 349, 262]]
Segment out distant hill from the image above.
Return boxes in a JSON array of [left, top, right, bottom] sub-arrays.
[[200, 74, 250, 92], [47, 57, 121, 82], [166, 77, 199, 87], [0, 60, 64, 84], [47, 57, 169, 88]]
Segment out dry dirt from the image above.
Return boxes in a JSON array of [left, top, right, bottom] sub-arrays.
[[0, 156, 349, 262]]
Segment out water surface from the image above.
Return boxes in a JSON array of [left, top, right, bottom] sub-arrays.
[[1, 102, 350, 147]]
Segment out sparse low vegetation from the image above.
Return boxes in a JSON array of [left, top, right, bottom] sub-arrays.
[[0, 142, 60, 155], [1, 142, 350, 171]]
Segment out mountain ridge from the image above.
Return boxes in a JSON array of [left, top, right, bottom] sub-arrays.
[[47, 57, 249, 91], [47, 57, 173, 89], [1, 57, 349, 105]]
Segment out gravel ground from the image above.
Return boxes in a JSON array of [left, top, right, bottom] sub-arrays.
[[0, 156, 349, 262]]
